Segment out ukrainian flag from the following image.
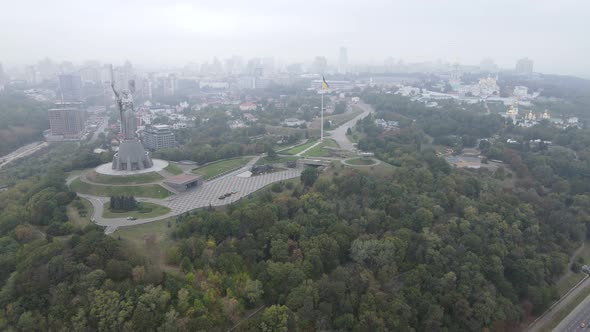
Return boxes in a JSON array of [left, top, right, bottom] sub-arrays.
[[322, 75, 329, 90]]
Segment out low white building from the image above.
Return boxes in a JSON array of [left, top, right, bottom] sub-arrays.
[[228, 120, 247, 129], [283, 118, 305, 127], [396, 86, 421, 96], [239, 102, 257, 112], [513, 86, 528, 98], [243, 113, 258, 123]]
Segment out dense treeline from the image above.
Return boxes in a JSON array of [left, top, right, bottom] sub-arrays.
[[0, 143, 106, 187], [1, 151, 585, 330], [361, 90, 504, 147], [110, 196, 138, 212], [0, 89, 589, 330], [152, 112, 269, 163], [0, 171, 174, 330], [0, 93, 49, 156], [161, 149, 587, 330], [481, 124, 590, 194]]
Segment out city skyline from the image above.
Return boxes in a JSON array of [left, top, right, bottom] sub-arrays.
[[1, 0, 589, 77]]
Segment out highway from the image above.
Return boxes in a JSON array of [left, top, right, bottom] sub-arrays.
[[0, 141, 48, 170], [88, 117, 108, 144], [554, 288, 590, 331]]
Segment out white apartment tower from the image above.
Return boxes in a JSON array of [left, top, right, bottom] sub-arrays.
[[339, 47, 348, 74]]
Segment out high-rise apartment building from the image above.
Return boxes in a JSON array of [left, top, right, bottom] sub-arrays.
[[313, 56, 328, 74], [339, 47, 348, 74], [515, 58, 534, 74], [58, 74, 83, 101], [48, 102, 85, 139], [143, 125, 176, 150]]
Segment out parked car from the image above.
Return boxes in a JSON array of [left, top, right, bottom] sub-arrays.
[[126, 216, 137, 220]]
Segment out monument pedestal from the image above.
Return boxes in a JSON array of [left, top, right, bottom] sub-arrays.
[[112, 139, 153, 171]]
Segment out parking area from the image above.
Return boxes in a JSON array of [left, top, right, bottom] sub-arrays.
[[167, 167, 302, 213]]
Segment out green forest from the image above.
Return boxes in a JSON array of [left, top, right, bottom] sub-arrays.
[[0, 90, 589, 331], [0, 94, 49, 156]]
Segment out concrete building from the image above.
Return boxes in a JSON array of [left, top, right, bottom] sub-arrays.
[[515, 58, 534, 74], [310, 80, 354, 91], [163, 174, 203, 192], [339, 47, 348, 74], [48, 102, 85, 139], [513, 86, 528, 98], [58, 74, 83, 101], [239, 102, 257, 111], [79, 67, 100, 85], [479, 58, 498, 72], [143, 125, 176, 151], [505, 104, 519, 122], [237, 77, 256, 90], [283, 118, 305, 127], [243, 113, 258, 123], [478, 76, 499, 96]]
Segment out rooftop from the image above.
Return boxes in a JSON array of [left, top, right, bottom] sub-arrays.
[[164, 173, 202, 185]]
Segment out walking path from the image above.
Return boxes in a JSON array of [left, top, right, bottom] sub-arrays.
[[72, 103, 376, 234], [341, 157, 381, 167], [73, 155, 302, 233], [295, 141, 322, 156]]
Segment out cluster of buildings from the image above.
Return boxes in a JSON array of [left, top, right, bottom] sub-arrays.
[[448, 75, 500, 98], [374, 118, 399, 130], [503, 104, 580, 128]]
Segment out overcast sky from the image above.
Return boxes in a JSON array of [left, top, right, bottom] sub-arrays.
[[1, 0, 589, 76]]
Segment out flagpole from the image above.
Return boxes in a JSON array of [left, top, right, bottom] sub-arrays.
[[320, 91, 324, 142]]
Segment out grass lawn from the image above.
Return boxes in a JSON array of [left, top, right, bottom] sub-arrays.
[[164, 163, 183, 175], [66, 197, 93, 227], [255, 155, 300, 165], [280, 139, 318, 155], [556, 241, 590, 295], [70, 177, 173, 198], [302, 139, 339, 157], [112, 217, 181, 275], [85, 170, 163, 185], [346, 157, 378, 165], [102, 202, 171, 219], [192, 157, 252, 179]]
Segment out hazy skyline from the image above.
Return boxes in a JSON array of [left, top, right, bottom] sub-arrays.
[[2, 0, 589, 76]]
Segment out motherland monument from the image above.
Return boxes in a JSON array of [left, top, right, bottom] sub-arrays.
[[110, 66, 153, 171]]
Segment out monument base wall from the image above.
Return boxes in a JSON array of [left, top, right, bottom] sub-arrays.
[[112, 139, 153, 171]]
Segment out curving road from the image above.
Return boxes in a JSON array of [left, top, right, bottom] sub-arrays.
[[73, 156, 302, 233], [327, 102, 374, 151], [72, 102, 375, 234]]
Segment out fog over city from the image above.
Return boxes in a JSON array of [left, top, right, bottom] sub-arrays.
[[4, 0, 590, 331], [1, 0, 589, 76]]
